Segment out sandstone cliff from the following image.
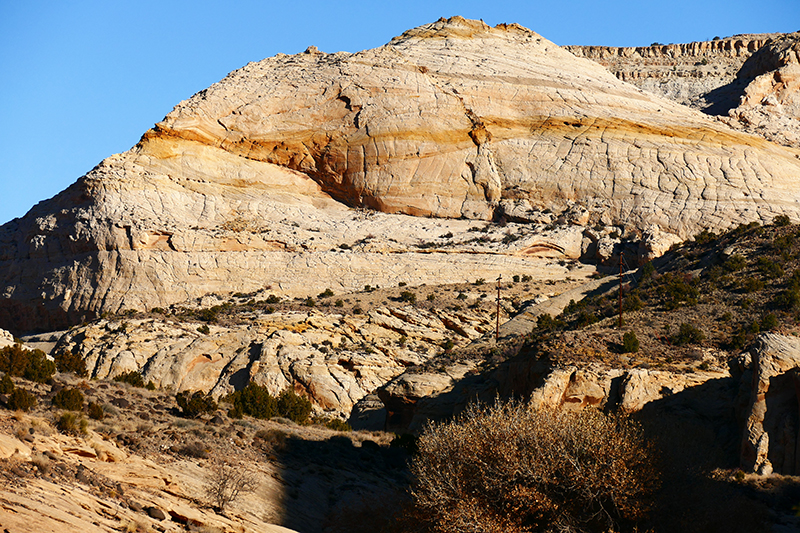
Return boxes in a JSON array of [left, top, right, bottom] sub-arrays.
[[568, 32, 800, 148], [3, 17, 800, 333]]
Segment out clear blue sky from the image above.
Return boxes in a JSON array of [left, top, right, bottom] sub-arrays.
[[1, 0, 797, 224]]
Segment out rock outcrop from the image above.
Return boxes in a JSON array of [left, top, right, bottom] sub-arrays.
[[54, 304, 494, 418], [3, 17, 800, 333], [378, 354, 733, 433], [567, 34, 778, 110], [741, 333, 800, 475], [569, 32, 800, 148]]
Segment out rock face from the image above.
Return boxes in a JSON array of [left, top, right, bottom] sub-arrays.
[[378, 355, 733, 433], [567, 34, 778, 111], [54, 305, 493, 418], [741, 333, 800, 475], [3, 17, 800, 333], [569, 32, 800, 148]]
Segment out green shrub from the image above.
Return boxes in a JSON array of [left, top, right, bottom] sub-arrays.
[[742, 278, 765, 293], [265, 294, 281, 304], [23, 350, 56, 383], [318, 288, 335, 299], [573, 310, 598, 328], [0, 373, 13, 394], [410, 400, 659, 532], [536, 313, 564, 332], [54, 350, 87, 377], [176, 390, 218, 418], [693, 229, 717, 245], [623, 291, 644, 312], [0, 344, 55, 383], [56, 412, 87, 435], [760, 313, 779, 331], [657, 273, 699, 309], [52, 387, 84, 411], [277, 389, 313, 424], [426, 294, 436, 301], [723, 254, 747, 272], [197, 324, 210, 335], [672, 323, 705, 345], [304, 297, 316, 307], [88, 402, 104, 420], [774, 214, 791, 226], [226, 382, 277, 419], [399, 290, 417, 304], [773, 234, 795, 252], [196, 307, 219, 323], [756, 257, 784, 279], [622, 331, 640, 353], [146, 380, 156, 390], [313, 416, 352, 432], [334, 299, 344, 307], [8, 388, 36, 411], [113, 370, 145, 388]]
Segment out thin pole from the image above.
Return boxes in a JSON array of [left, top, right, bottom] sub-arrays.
[[618, 251, 623, 329], [496, 275, 502, 343]]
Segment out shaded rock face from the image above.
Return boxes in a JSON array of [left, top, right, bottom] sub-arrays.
[[4, 17, 800, 333], [377, 356, 734, 433], [741, 333, 800, 475]]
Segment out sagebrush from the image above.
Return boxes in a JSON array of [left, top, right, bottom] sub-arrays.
[[409, 400, 659, 532]]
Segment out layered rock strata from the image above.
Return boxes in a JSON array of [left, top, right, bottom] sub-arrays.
[[567, 34, 779, 110], [3, 17, 800, 333], [569, 32, 800, 148]]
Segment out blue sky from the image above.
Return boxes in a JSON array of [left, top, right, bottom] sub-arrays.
[[1, 0, 798, 224]]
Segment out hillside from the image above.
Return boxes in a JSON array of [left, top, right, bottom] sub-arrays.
[[5, 220, 800, 532], [3, 17, 800, 333]]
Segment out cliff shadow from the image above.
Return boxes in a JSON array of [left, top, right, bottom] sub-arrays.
[[377, 349, 799, 532], [633, 376, 798, 532], [266, 431, 411, 533]]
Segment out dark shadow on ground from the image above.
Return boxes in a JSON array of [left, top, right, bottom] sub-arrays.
[[267, 432, 411, 533]]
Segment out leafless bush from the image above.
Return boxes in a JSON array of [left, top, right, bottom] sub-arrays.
[[409, 400, 660, 533], [204, 459, 258, 512]]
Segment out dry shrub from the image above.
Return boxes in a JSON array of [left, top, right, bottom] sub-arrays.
[[175, 440, 209, 459], [409, 400, 659, 533], [56, 412, 87, 435], [30, 452, 51, 475], [204, 459, 258, 512]]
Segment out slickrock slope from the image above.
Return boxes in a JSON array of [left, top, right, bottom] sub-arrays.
[[0, 376, 408, 533], [3, 16, 800, 333]]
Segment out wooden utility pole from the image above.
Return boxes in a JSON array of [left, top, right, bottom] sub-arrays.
[[496, 275, 502, 343], [618, 251, 624, 329]]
